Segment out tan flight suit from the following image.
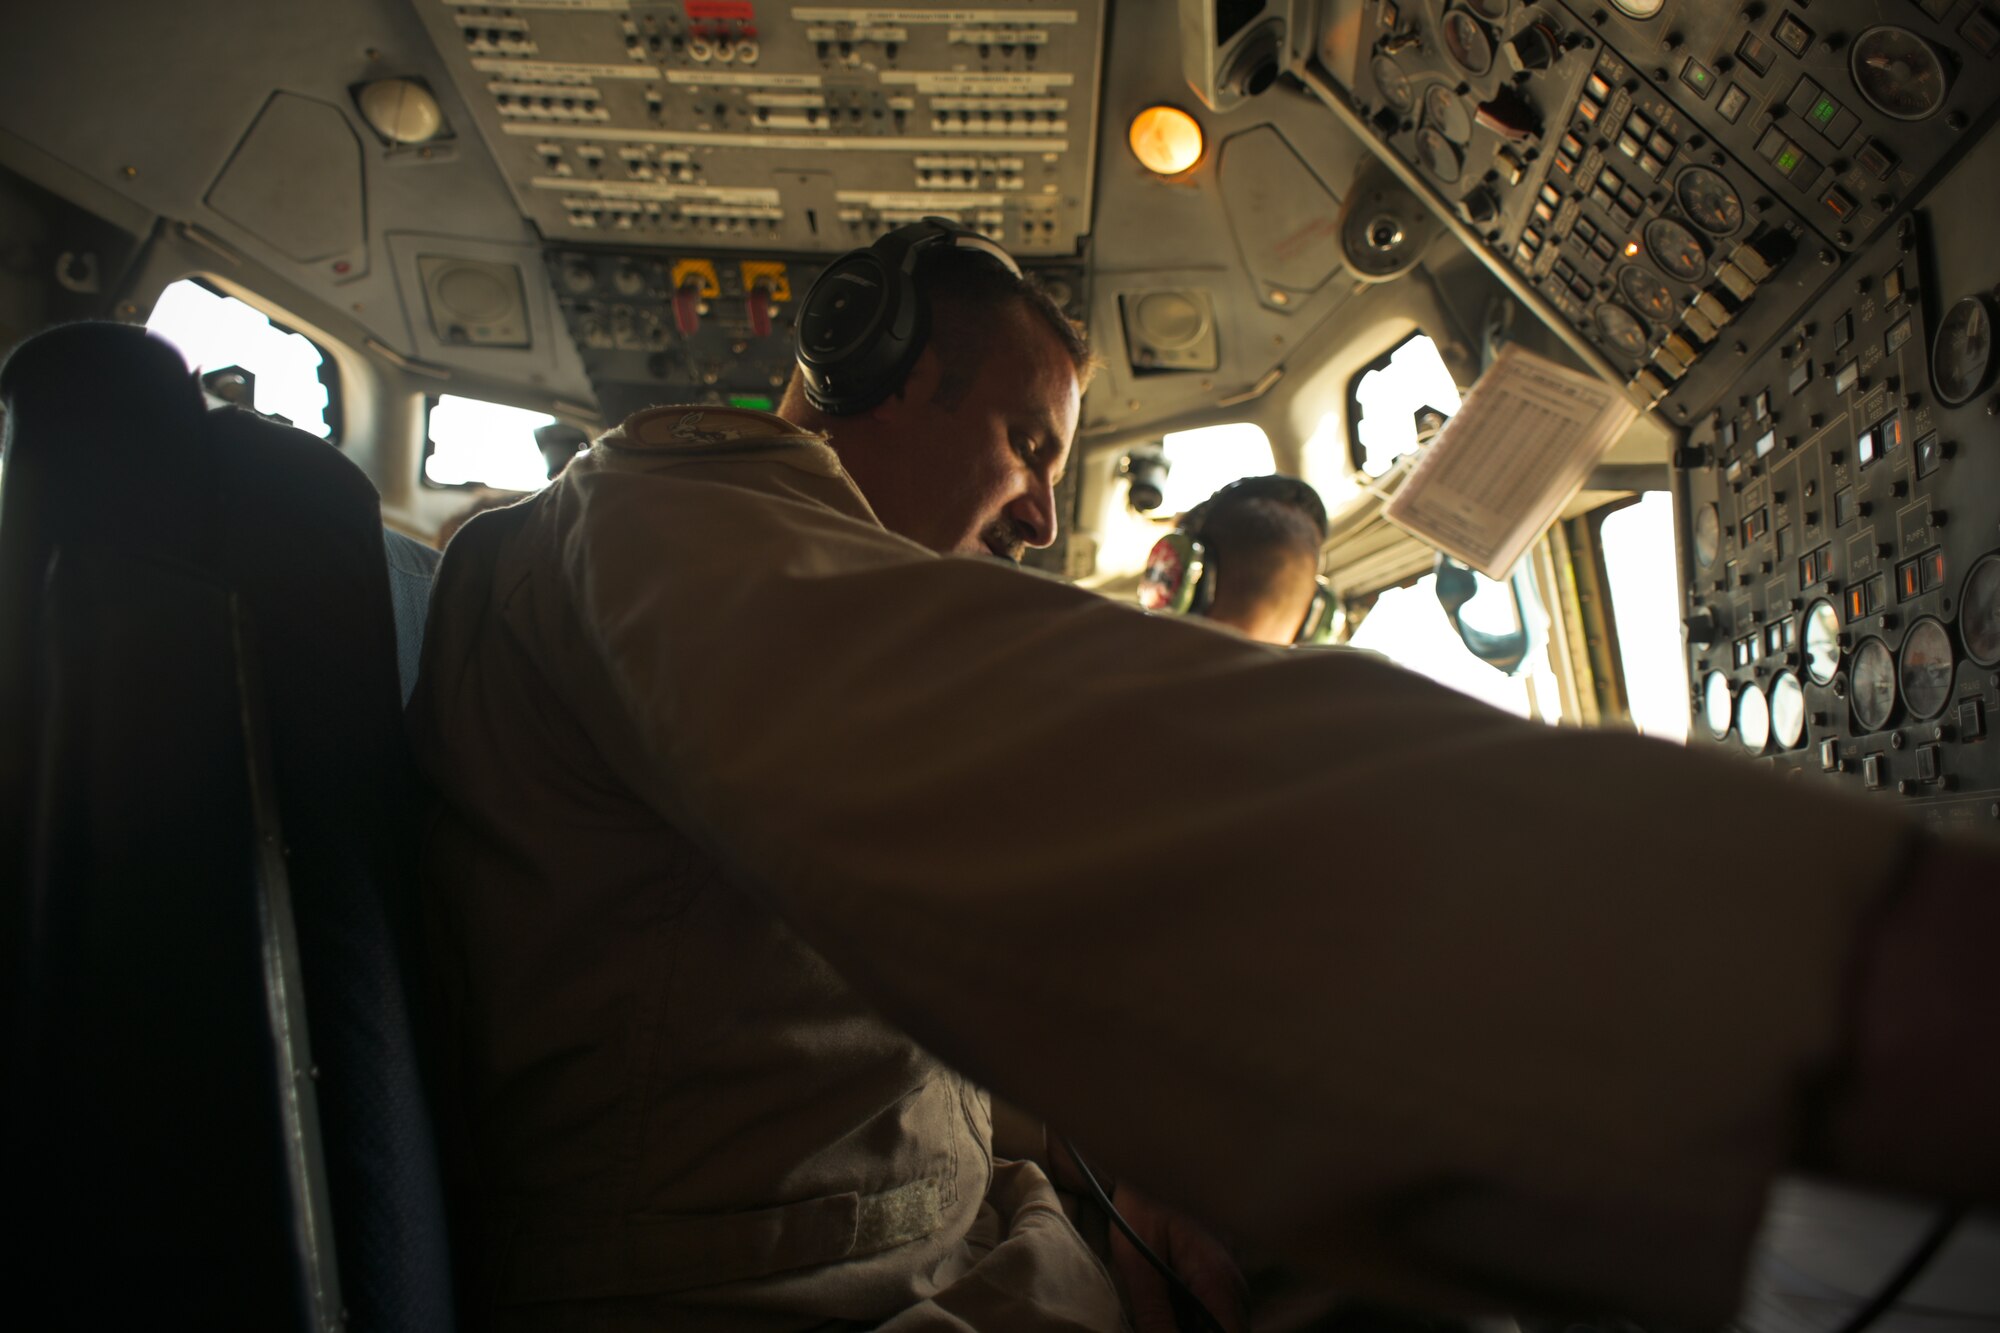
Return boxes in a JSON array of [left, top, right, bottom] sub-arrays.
[[411, 406, 1915, 1331]]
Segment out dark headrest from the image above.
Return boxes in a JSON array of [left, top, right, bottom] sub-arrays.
[[1, 322, 206, 438]]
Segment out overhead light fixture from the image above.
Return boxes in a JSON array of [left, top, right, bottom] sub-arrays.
[[1128, 105, 1204, 176], [355, 77, 446, 145]]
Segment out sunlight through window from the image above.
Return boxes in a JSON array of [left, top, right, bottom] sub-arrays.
[[146, 279, 335, 438], [425, 394, 557, 491], [1351, 333, 1461, 477]]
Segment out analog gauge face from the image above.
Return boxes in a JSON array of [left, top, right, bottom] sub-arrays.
[[1424, 84, 1473, 144], [1417, 127, 1463, 183], [1738, 681, 1771, 753], [1850, 635, 1897, 731], [1932, 296, 1994, 407], [1610, 0, 1666, 16], [1899, 617, 1955, 721], [1804, 598, 1842, 685], [1702, 670, 1735, 739], [1443, 9, 1495, 76], [1618, 266, 1676, 323], [1771, 672, 1807, 749], [1961, 554, 2000, 666], [1645, 218, 1708, 282], [1468, 0, 1510, 18], [1693, 502, 1722, 567], [1593, 303, 1650, 359], [1675, 166, 1744, 236], [1850, 26, 1949, 122], [1372, 55, 1415, 114]]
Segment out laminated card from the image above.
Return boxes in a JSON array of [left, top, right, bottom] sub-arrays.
[[1382, 343, 1639, 579]]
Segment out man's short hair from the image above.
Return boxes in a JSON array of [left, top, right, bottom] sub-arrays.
[[1186, 477, 1327, 619], [917, 246, 1098, 409]]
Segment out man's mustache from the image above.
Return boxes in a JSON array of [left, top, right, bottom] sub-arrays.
[[982, 518, 1029, 563]]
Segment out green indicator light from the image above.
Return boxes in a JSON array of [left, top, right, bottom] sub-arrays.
[[1690, 65, 1711, 87], [1812, 97, 1836, 125], [728, 393, 775, 411], [1776, 146, 1800, 172]]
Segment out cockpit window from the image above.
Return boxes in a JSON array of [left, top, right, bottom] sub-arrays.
[[145, 278, 337, 438], [1599, 493, 1690, 742], [1348, 332, 1462, 478], [1095, 422, 1276, 579], [1348, 571, 1560, 721], [424, 393, 558, 491]]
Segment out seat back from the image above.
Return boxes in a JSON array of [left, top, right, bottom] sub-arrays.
[[1, 323, 453, 1330]]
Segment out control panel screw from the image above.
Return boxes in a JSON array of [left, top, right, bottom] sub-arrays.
[[1891, 732, 1906, 750], [1948, 110, 1968, 131], [1818, 249, 1837, 266]]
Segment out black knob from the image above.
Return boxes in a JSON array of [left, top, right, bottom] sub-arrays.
[[1685, 612, 1718, 645]]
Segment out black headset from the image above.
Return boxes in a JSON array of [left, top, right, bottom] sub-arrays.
[[792, 216, 1022, 415], [1137, 475, 1339, 645]]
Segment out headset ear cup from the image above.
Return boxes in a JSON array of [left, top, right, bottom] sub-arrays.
[[1139, 531, 1206, 615]]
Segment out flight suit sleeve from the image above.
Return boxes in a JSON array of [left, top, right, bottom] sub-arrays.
[[560, 457, 1915, 1326]]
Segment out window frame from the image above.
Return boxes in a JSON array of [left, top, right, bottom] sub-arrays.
[[1344, 329, 1454, 478], [149, 275, 345, 443], [419, 391, 562, 493]]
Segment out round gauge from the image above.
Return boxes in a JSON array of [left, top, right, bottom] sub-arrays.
[[1417, 127, 1463, 184], [1932, 295, 1994, 408], [1702, 670, 1735, 739], [1372, 55, 1415, 114], [1850, 636, 1897, 731], [1618, 266, 1676, 324], [1593, 303, 1650, 359], [1804, 598, 1842, 685], [1609, 0, 1666, 17], [1644, 218, 1708, 283], [1675, 166, 1744, 236], [1467, 0, 1510, 18], [1424, 84, 1473, 144], [1693, 502, 1722, 567], [1850, 26, 1950, 123], [1899, 617, 1955, 721], [1738, 681, 1772, 753], [1443, 9, 1495, 76], [1771, 672, 1808, 749], [1961, 554, 2000, 666]]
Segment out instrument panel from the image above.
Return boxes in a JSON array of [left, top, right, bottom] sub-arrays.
[[1675, 165, 2000, 833], [543, 242, 1087, 425], [1346, 0, 2000, 425], [413, 0, 1106, 257]]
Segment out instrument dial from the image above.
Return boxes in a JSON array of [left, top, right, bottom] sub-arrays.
[[1804, 599, 1841, 685], [1443, 9, 1495, 76], [1424, 84, 1473, 144], [1594, 303, 1650, 359], [1675, 167, 1744, 236], [1702, 670, 1734, 739], [1738, 681, 1771, 753], [1373, 55, 1415, 114], [1850, 26, 1949, 122], [1899, 618, 1955, 721], [1771, 672, 1807, 749], [1692, 502, 1721, 567], [1468, 0, 1510, 18], [1618, 266, 1676, 324], [1609, 0, 1666, 16], [1961, 554, 2000, 667], [1417, 128, 1463, 183], [1932, 296, 1994, 407], [1644, 217, 1708, 282], [1850, 636, 1897, 732]]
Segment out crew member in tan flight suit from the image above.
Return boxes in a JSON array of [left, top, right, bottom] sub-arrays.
[[410, 219, 2000, 1332]]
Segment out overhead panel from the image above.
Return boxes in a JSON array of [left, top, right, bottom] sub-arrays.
[[411, 0, 1106, 256]]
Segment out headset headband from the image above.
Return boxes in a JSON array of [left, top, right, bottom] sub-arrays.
[[1182, 475, 1329, 541], [793, 217, 1022, 415]]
